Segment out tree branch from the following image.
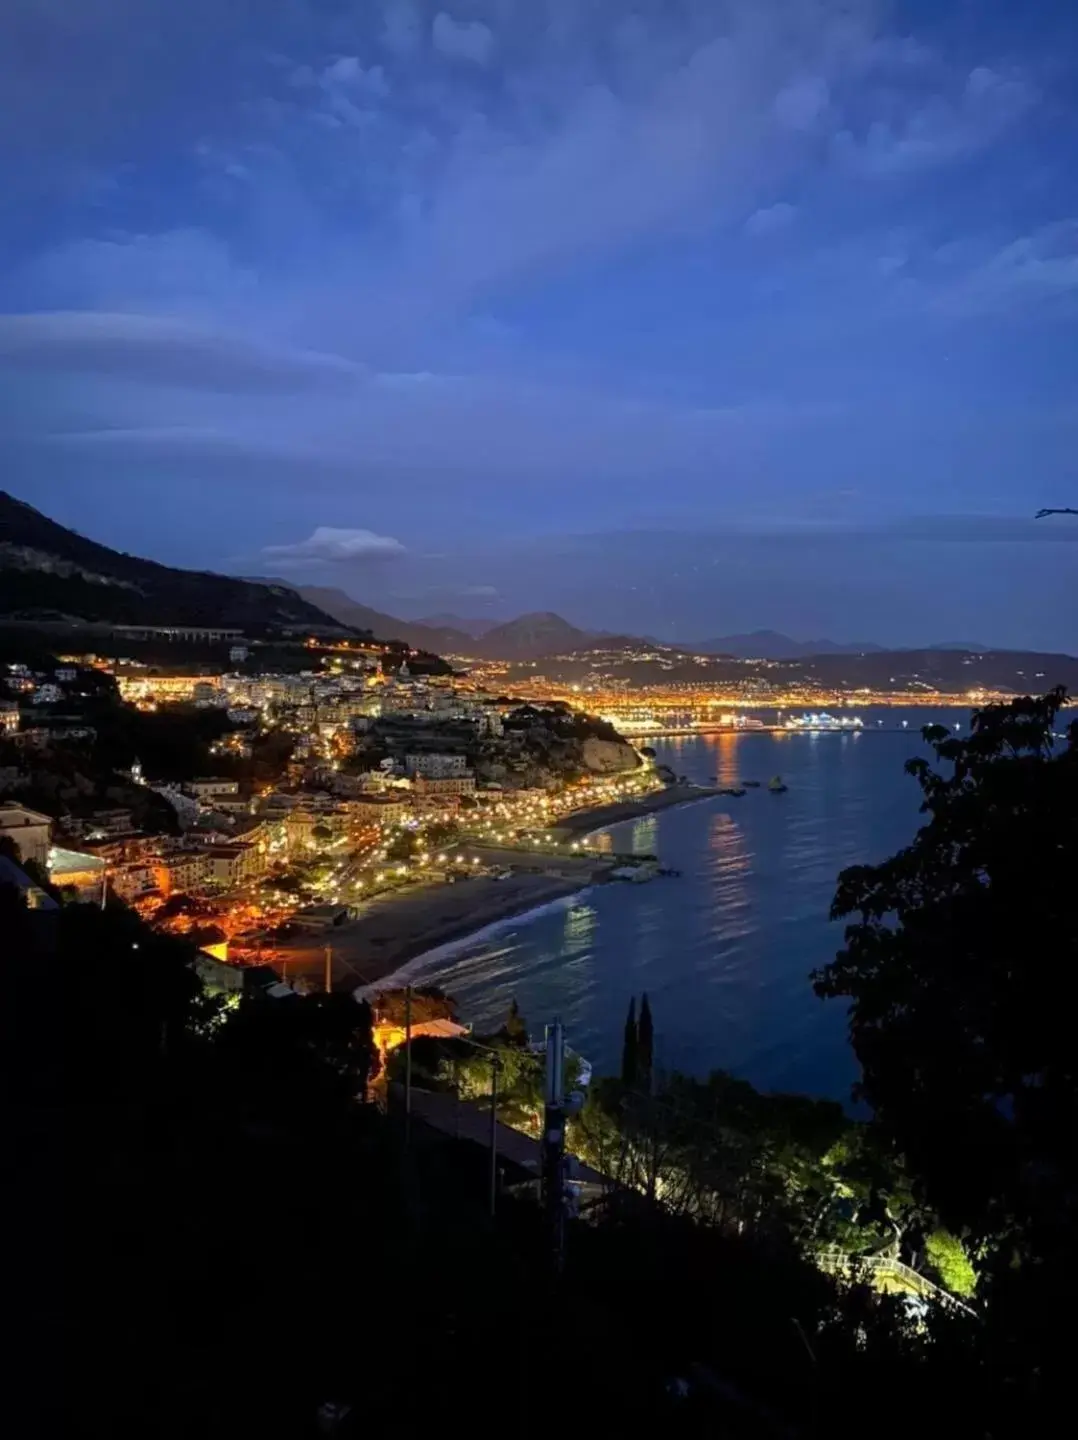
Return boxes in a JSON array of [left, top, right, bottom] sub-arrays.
[[1035, 508, 1078, 518]]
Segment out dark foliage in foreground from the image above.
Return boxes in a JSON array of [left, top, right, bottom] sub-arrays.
[[816, 688, 1078, 1417]]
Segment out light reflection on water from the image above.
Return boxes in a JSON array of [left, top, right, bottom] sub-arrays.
[[416, 708, 970, 1102]]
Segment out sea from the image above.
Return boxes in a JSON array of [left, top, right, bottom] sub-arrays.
[[388, 708, 971, 1104]]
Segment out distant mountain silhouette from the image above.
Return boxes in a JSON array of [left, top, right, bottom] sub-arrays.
[[291, 594, 594, 660], [472, 611, 591, 659], [414, 613, 501, 638], [0, 492, 343, 632], [285, 586, 474, 653], [693, 629, 992, 659], [694, 630, 886, 659]]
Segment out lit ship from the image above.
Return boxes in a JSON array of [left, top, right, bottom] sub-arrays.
[[783, 712, 864, 732]]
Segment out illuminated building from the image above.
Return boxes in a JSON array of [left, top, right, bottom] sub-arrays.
[[0, 802, 52, 867], [151, 852, 209, 895], [414, 774, 476, 797], [47, 845, 106, 903], [405, 752, 469, 779]]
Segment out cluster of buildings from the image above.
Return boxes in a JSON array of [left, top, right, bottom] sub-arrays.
[[2, 646, 620, 933]]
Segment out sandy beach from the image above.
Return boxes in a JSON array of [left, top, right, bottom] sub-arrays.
[[274, 871, 596, 991], [270, 783, 719, 993], [554, 782, 721, 838]]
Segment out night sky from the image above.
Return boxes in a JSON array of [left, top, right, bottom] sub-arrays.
[[1, 1, 1076, 650]]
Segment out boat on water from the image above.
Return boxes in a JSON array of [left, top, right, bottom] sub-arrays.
[[721, 786, 747, 797], [783, 712, 864, 732], [767, 775, 788, 793]]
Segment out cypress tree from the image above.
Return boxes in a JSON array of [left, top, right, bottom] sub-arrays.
[[638, 992, 654, 1092], [503, 997, 528, 1047], [621, 996, 638, 1088]]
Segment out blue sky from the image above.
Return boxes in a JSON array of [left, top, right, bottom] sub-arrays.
[[1, 0, 1076, 648]]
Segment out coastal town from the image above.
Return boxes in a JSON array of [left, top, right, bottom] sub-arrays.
[[0, 637, 687, 998]]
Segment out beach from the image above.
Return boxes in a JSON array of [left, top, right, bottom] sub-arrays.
[[274, 870, 597, 991], [271, 782, 720, 994], [554, 781, 721, 837]]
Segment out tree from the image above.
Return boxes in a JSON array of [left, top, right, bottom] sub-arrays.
[[621, 996, 638, 1088], [637, 992, 654, 1093], [502, 997, 529, 1048], [384, 829, 418, 862], [923, 1230, 976, 1298], [814, 690, 1078, 1399]]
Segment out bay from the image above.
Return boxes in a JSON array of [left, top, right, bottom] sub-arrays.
[[404, 707, 970, 1102]]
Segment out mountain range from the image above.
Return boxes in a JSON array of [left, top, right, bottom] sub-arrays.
[[292, 587, 994, 662], [0, 492, 1021, 666], [414, 613, 500, 638], [0, 493, 343, 634], [285, 587, 596, 659], [689, 629, 990, 660]]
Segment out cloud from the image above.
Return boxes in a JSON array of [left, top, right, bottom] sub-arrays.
[[20, 229, 257, 316], [380, 0, 424, 57], [263, 527, 407, 565], [0, 311, 367, 393], [935, 221, 1078, 317], [431, 11, 495, 66], [774, 76, 830, 131], [744, 202, 797, 237], [833, 64, 1036, 174], [316, 56, 391, 121]]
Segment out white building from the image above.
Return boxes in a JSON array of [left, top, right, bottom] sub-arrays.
[[184, 778, 240, 801], [405, 753, 469, 780], [152, 851, 209, 895], [151, 784, 201, 826], [204, 843, 265, 887], [0, 802, 52, 868]]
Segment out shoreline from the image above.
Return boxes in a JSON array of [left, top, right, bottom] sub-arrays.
[[273, 785, 723, 996], [351, 886, 591, 1000], [554, 781, 722, 838], [274, 871, 596, 993]]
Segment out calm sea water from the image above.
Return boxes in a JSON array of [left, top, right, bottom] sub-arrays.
[[406, 708, 969, 1102]]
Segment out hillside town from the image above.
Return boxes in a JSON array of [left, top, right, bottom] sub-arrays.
[[0, 642, 665, 992]]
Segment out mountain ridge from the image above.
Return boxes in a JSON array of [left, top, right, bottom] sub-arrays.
[[0, 493, 348, 633], [691, 629, 993, 659], [278, 584, 475, 653]]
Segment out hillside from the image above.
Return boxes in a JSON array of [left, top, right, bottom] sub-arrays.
[[293, 590, 596, 660], [414, 613, 500, 638], [472, 611, 590, 659], [291, 586, 474, 653], [0, 493, 346, 634]]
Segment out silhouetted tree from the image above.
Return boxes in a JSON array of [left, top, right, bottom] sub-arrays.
[[621, 996, 638, 1088], [815, 688, 1078, 1412], [638, 992, 654, 1093], [502, 996, 529, 1047]]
